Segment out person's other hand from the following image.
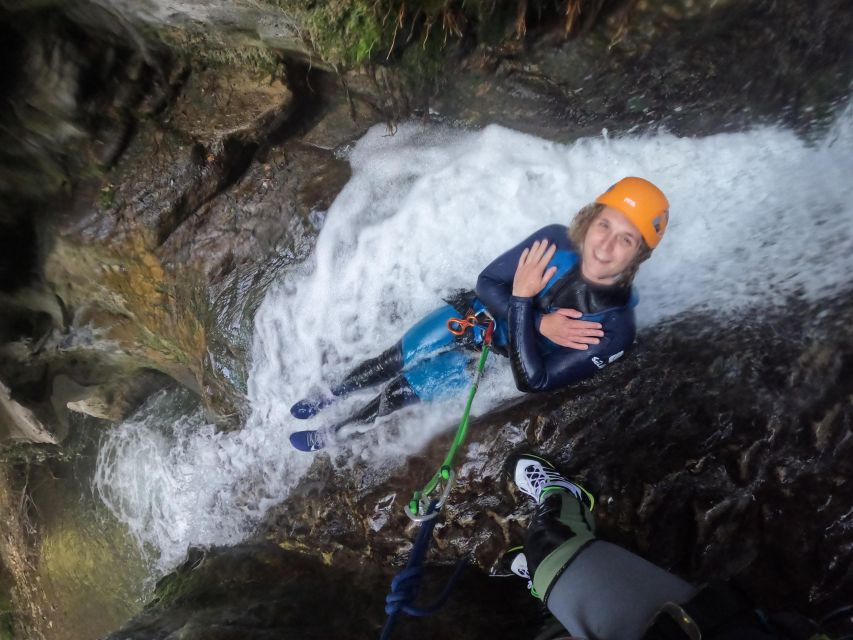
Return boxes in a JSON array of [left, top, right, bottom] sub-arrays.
[[539, 309, 603, 350], [512, 239, 557, 297]]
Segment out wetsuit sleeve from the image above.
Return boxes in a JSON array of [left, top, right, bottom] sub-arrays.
[[508, 296, 634, 392], [475, 225, 567, 326]]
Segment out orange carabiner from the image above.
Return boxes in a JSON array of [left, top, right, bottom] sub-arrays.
[[446, 315, 479, 336]]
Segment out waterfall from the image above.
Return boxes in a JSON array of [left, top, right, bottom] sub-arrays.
[[95, 104, 853, 572]]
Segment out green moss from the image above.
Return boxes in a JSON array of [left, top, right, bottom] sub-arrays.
[[0, 443, 64, 465], [307, 2, 387, 67], [98, 183, 116, 210], [271, 0, 526, 72], [147, 549, 209, 609], [397, 31, 446, 96], [148, 572, 187, 608], [154, 26, 284, 78], [0, 589, 14, 640], [471, 2, 520, 45]]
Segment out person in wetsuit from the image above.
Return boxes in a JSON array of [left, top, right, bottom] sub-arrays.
[[289, 177, 670, 451]]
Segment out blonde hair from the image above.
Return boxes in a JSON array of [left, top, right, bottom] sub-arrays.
[[568, 203, 652, 286]]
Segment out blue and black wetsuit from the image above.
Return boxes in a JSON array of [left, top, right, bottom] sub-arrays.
[[326, 225, 637, 428], [477, 223, 637, 392]]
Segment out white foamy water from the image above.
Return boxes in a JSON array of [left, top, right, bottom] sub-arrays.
[[96, 105, 853, 571]]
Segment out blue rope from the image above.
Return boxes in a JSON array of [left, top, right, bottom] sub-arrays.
[[379, 501, 469, 640]]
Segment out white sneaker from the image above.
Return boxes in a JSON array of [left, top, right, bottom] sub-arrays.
[[512, 454, 586, 505], [507, 549, 540, 598], [509, 551, 530, 580]]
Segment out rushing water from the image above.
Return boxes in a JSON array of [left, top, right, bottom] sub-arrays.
[[95, 104, 853, 573]]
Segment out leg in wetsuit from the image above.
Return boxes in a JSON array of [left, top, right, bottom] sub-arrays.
[[516, 461, 793, 640], [291, 304, 475, 429], [524, 485, 696, 640]]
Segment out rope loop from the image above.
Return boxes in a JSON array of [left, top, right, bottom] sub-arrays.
[[380, 317, 493, 639], [383, 558, 469, 618], [384, 566, 423, 615]]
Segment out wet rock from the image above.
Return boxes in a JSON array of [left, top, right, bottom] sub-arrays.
[[63, 61, 295, 247], [0, 8, 160, 218], [58, 368, 177, 423], [432, 0, 853, 139], [0, 16, 310, 427], [0, 381, 58, 445], [161, 141, 348, 284], [107, 542, 542, 640], [0, 10, 187, 430], [67, 0, 319, 69]]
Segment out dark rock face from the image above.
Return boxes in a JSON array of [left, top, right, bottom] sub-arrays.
[[107, 543, 541, 640], [376, 0, 853, 139], [0, 12, 361, 432]]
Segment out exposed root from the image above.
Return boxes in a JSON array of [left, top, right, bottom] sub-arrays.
[[422, 14, 435, 49], [386, 4, 406, 59], [405, 8, 420, 45], [441, 6, 464, 44], [608, 0, 639, 49], [515, 0, 529, 39], [565, 0, 582, 36], [0, 465, 50, 639]]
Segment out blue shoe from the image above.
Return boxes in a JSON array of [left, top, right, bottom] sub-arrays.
[[289, 429, 329, 452], [289, 394, 333, 419]]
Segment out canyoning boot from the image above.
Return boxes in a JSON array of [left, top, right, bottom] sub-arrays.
[[496, 545, 573, 639], [508, 453, 594, 509], [290, 344, 404, 420], [508, 453, 598, 609], [510, 550, 530, 581]]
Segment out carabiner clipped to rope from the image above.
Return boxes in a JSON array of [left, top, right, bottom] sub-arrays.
[[405, 317, 495, 522], [404, 468, 456, 522], [382, 315, 495, 640]]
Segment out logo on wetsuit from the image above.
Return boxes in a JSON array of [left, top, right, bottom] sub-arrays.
[[591, 350, 624, 369]]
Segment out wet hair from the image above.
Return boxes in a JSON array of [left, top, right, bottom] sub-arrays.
[[567, 202, 653, 287]]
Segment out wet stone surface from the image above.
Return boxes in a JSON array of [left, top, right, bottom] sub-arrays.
[[432, 0, 853, 140], [106, 542, 542, 640]]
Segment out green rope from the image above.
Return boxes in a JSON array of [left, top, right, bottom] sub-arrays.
[[407, 322, 493, 518]]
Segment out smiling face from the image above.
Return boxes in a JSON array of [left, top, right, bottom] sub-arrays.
[[580, 206, 644, 285]]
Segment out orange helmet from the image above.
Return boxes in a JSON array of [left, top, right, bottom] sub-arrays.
[[595, 177, 669, 248]]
